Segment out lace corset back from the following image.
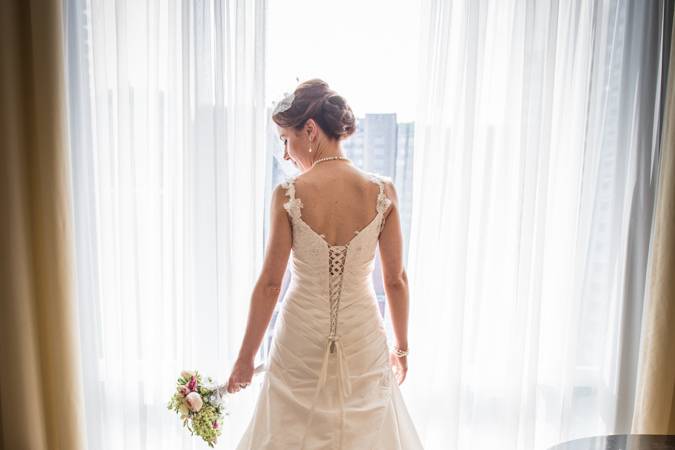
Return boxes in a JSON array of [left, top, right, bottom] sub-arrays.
[[280, 171, 393, 352]]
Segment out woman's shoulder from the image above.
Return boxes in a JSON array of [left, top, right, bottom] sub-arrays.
[[361, 171, 396, 213], [363, 170, 393, 184], [274, 174, 299, 205], [279, 167, 393, 190], [353, 169, 393, 193]]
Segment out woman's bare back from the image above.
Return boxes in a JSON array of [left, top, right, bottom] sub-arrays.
[[290, 163, 391, 247]]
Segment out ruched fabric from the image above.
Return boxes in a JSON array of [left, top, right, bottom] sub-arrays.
[[236, 172, 424, 450]]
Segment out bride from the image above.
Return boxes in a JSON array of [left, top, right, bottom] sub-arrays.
[[225, 79, 424, 449]]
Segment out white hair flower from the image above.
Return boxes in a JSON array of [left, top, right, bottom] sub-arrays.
[[272, 91, 295, 115]]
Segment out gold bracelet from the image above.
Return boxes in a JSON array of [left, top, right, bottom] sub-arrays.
[[391, 346, 409, 357]]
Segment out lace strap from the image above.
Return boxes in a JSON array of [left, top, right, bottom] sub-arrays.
[[367, 173, 393, 215], [280, 176, 303, 220], [365, 173, 393, 236]]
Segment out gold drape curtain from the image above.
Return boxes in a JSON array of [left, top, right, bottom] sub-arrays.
[[0, 0, 673, 446], [0, 1, 86, 449], [632, 16, 675, 435]]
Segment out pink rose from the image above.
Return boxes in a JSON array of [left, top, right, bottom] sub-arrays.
[[185, 392, 203, 412], [181, 370, 195, 380], [187, 376, 197, 392], [177, 385, 190, 397]]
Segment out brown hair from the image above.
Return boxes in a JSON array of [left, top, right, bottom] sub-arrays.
[[272, 79, 357, 141]]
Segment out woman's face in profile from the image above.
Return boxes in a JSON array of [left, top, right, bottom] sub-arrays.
[[276, 124, 305, 169]]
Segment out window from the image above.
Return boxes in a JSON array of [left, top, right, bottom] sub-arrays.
[[260, 0, 420, 360]]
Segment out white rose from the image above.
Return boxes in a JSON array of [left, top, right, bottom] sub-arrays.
[[185, 392, 203, 412]]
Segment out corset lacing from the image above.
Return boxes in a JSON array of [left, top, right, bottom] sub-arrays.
[[281, 172, 392, 449]]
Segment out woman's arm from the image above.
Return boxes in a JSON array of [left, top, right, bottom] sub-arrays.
[[378, 181, 409, 353], [235, 184, 292, 363]]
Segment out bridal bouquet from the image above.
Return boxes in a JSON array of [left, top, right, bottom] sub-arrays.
[[168, 364, 266, 447], [167, 370, 229, 447]]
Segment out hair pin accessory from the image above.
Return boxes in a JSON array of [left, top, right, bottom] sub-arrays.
[[273, 91, 295, 115]]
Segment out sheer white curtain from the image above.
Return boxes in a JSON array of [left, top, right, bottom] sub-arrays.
[[64, 0, 267, 449], [406, 1, 671, 449]]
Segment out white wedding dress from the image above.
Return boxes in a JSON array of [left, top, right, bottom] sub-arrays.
[[235, 171, 424, 449]]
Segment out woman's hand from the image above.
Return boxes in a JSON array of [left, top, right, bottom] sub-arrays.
[[226, 357, 255, 394], [389, 352, 408, 385]]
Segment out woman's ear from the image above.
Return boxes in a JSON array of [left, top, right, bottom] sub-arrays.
[[305, 118, 316, 138]]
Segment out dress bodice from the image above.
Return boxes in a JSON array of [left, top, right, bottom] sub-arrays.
[[278, 171, 393, 449], [280, 171, 393, 305]]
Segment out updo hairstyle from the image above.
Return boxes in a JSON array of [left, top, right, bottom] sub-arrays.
[[272, 79, 357, 141]]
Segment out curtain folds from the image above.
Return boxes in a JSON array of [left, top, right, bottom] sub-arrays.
[[56, 0, 675, 448], [64, 0, 268, 448], [632, 5, 675, 434], [0, 1, 86, 449], [406, 1, 672, 449]]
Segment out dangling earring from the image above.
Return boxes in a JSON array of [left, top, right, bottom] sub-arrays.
[[308, 136, 313, 153]]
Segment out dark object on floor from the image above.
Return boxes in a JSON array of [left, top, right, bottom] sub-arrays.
[[549, 434, 675, 450]]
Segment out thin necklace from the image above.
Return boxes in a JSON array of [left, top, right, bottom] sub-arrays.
[[311, 155, 351, 168]]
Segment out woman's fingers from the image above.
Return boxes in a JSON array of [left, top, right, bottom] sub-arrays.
[[227, 377, 240, 393], [226, 376, 252, 393], [393, 361, 407, 385]]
